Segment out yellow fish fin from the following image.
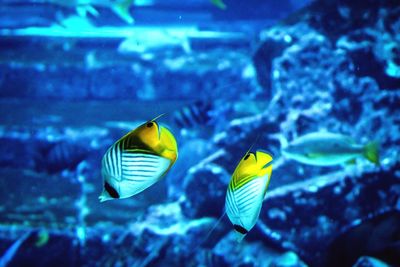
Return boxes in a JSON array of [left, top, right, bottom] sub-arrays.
[[363, 141, 380, 166], [255, 151, 273, 197], [159, 126, 178, 163], [35, 230, 50, 248], [346, 159, 357, 165], [256, 151, 273, 164], [112, 0, 135, 24], [210, 0, 227, 10], [260, 164, 272, 197]]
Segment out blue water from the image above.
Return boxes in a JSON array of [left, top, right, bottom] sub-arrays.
[[0, 1, 399, 266]]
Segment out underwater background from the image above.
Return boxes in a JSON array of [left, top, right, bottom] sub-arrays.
[[0, 0, 400, 266]]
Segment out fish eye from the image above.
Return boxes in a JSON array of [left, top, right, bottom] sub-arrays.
[[146, 122, 154, 128], [244, 154, 250, 160]]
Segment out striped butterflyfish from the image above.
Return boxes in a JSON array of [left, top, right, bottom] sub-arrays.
[[225, 150, 273, 241], [99, 117, 178, 202]]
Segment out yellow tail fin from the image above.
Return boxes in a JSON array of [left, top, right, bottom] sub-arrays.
[[112, 0, 134, 24], [363, 141, 380, 166], [210, 0, 227, 10]]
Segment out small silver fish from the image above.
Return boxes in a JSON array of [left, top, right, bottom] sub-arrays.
[[281, 132, 379, 166]]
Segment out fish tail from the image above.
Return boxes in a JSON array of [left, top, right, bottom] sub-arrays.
[[98, 193, 111, 202], [363, 141, 380, 166], [112, 0, 135, 24], [234, 231, 245, 243]]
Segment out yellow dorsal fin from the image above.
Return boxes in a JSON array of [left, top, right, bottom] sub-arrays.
[[255, 151, 273, 196]]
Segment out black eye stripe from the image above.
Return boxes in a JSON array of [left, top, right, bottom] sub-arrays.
[[244, 154, 250, 160], [146, 122, 153, 127]]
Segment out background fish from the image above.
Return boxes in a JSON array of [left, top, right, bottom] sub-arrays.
[[45, 0, 135, 23], [281, 132, 379, 166], [172, 100, 213, 130], [225, 150, 273, 241], [100, 118, 178, 202], [37, 141, 89, 173]]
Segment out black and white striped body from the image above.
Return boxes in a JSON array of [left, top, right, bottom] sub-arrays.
[[225, 174, 269, 240], [100, 138, 171, 202]]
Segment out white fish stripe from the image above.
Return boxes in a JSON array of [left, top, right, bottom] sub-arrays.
[[122, 168, 158, 174], [102, 146, 172, 200], [121, 158, 158, 162], [123, 175, 153, 182], [112, 144, 119, 177], [115, 143, 122, 177], [122, 161, 159, 166], [235, 187, 260, 203], [121, 165, 159, 171], [235, 198, 257, 214], [231, 177, 260, 194], [226, 191, 239, 215], [122, 153, 160, 158], [121, 156, 160, 163], [234, 183, 262, 202], [237, 200, 257, 212], [228, 179, 263, 215], [123, 156, 158, 162], [121, 161, 159, 166], [227, 199, 238, 217], [236, 200, 261, 214], [104, 142, 123, 178], [235, 193, 257, 207], [121, 161, 159, 167], [121, 157, 159, 162], [105, 145, 115, 176], [121, 167, 158, 172], [113, 144, 118, 176], [121, 153, 166, 180], [122, 170, 157, 177]]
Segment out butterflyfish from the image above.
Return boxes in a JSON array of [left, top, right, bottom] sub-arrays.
[[225, 150, 273, 241], [99, 116, 178, 202]]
